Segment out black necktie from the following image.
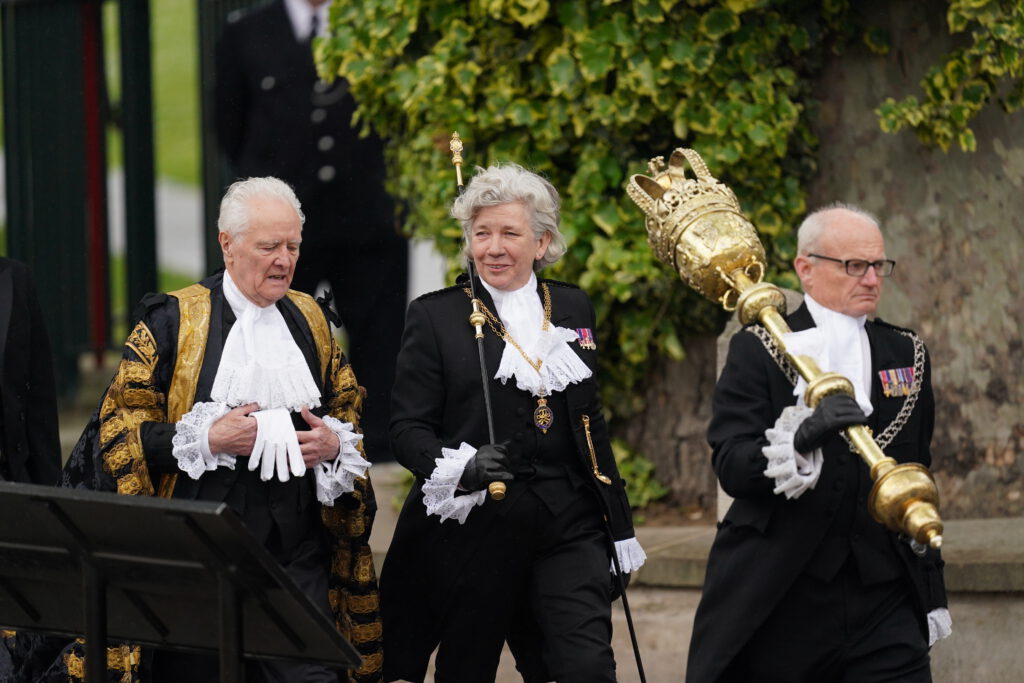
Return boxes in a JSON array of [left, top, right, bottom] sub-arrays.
[[309, 13, 319, 43]]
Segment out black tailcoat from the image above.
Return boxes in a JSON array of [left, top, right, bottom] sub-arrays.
[[0, 258, 60, 485], [381, 277, 635, 674], [215, 0, 395, 246], [686, 304, 947, 683], [214, 0, 407, 462]]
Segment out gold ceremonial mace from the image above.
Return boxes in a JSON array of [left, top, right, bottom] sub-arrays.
[[450, 132, 506, 501], [626, 148, 943, 549]]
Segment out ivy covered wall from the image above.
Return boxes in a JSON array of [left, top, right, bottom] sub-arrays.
[[317, 0, 1022, 517], [810, 0, 1022, 518]]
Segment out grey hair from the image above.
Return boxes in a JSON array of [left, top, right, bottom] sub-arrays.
[[797, 202, 880, 254], [451, 163, 567, 269], [217, 177, 305, 238]]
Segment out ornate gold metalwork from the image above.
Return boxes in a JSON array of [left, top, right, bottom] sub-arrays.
[[288, 289, 333, 382], [581, 415, 613, 485], [450, 131, 465, 189], [464, 284, 553, 372], [626, 149, 767, 311], [626, 147, 944, 549]]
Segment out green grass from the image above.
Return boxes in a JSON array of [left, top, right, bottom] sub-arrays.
[[104, 0, 200, 185], [151, 0, 200, 185], [2, 2, 200, 186]]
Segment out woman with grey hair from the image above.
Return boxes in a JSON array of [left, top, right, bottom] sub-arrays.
[[382, 163, 645, 682]]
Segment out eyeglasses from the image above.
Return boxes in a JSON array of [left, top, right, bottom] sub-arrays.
[[808, 253, 896, 277]]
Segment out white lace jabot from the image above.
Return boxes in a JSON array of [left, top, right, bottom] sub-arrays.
[[171, 272, 369, 505], [479, 273, 592, 396], [211, 271, 321, 411], [782, 294, 873, 416]]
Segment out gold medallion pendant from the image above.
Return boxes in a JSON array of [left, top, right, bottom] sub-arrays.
[[533, 397, 554, 434]]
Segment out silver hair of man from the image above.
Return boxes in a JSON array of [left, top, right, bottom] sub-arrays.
[[451, 162, 568, 269], [797, 202, 881, 255], [217, 176, 306, 238]]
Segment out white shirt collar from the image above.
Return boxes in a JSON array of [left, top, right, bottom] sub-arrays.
[[803, 294, 867, 331], [283, 0, 331, 42], [787, 294, 873, 415], [479, 272, 539, 321]]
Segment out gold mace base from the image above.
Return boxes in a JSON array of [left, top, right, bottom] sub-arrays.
[[869, 460, 943, 548], [488, 482, 507, 500], [733, 272, 944, 549]]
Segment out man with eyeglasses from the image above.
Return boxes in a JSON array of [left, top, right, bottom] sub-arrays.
[[687, 204, 951, 682]]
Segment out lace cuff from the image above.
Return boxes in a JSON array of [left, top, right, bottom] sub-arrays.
[[763, 404, 823, 499], [314, 416, 370, 506], [927, 607, 952, 647], [610, 537, 647, 574], [421, 442, 487, 524], [172, 402, 235, 480]]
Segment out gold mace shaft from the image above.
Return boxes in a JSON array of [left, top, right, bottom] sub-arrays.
[[731, 271, 943, 548], [449, 131, 505, 502], [626, 147, 943, 550]]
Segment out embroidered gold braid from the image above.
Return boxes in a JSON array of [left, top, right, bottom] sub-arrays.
[[63, 643, 141, 680], [159, 283, 212, 499], [463, 283, 552, 372], [288, 290, 333, 382], [748, 326, 926, 450], [99, 323, 164, 496]]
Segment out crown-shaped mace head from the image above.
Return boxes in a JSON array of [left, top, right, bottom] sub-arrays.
[[626, 148, 768, 311]]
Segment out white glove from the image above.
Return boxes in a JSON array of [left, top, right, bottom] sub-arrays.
[[610, 537, 647, 574], [927, 607, 952, 646], [249, 408, 304, 482], [762, 404, 824, 499]]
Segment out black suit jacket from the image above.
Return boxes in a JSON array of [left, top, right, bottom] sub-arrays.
[[0, 258, 61, 484], [686, 304, 947, 683], [215, 0, 396, 247], [382, 277, 635, 650]]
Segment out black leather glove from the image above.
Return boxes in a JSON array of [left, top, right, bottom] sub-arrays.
[[610, 569, 631, 601], [793, 394, 867, 453], [460, 443, 514, 492]]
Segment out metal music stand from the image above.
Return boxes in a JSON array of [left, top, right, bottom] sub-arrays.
[[0, 482, 362, 682]]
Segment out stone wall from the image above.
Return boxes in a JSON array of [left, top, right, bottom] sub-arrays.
[[807, 0, 1023, 518], [623, 0, 1022, 519]]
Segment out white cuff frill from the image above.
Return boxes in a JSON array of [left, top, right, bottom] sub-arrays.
[[927, 607, 953, 647], [172, 401, 236, 480], [610, 537, 647, 574], [314, 415, 370, 506], [421, 442, 486, 524], [763, 404, 823, 499]]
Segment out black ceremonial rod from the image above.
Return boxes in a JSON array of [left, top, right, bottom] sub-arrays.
[[450, 132, 506, 501]]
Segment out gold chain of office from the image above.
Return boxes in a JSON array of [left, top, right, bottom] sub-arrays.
[[748, 325, 925, 450], [463, 283, 552, 374]]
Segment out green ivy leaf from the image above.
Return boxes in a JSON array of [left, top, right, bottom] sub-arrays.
[[700, 7, 740, 40], [575, 33, 617, 81]]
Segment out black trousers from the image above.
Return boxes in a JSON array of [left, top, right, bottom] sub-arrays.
[[291, 237, 408, 463], [723, 559, 930, 683], [151, 536, 339, 682], [386, 488, 617, 683]]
